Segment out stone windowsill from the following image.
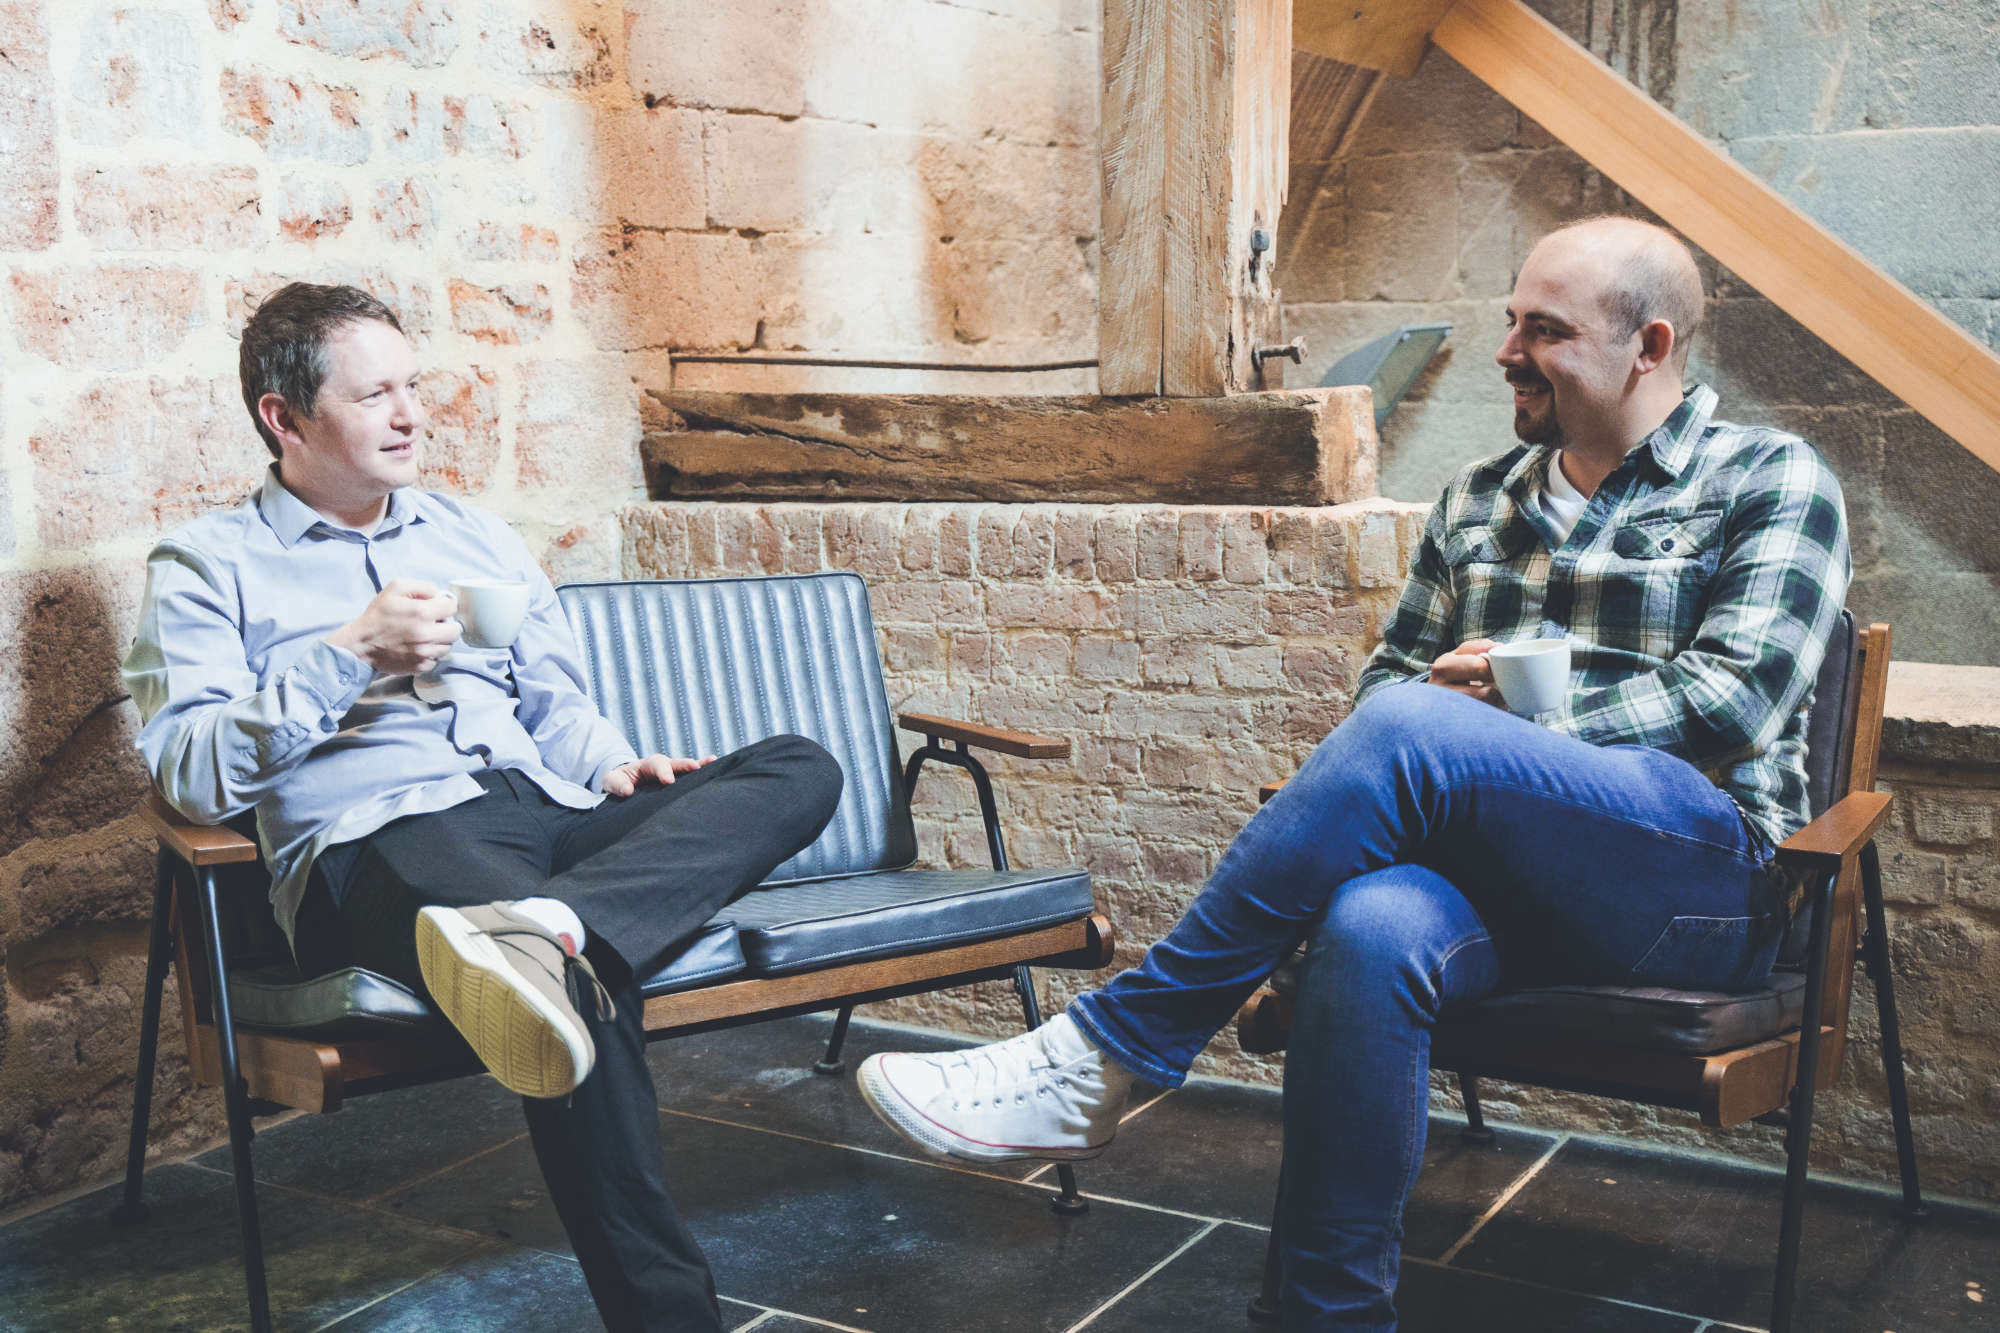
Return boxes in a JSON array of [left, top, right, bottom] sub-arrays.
[[1882, 662, 2000, 767]]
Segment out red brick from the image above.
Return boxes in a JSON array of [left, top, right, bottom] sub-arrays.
[[1218, 645, 1285, 690], [69, 9, 203, 147], [1072, 736, 1141, 783], [514, 357, 645, 493], [419, 367, 500, 495], [1141, 639, 1219, 688], [278, 0, 460, 67], [1283, 644, 1356, 695], [974, 510, 1014, 574], [938, 510, 974, 577], [30, 377, 266, 550], [1120, 588, 1263, 638], [570, 229, 759, 352], [456, 221, 560, 263], [1314, 513, 1352, 587], [1075, 636, 1139, 681], [444, 95, 534, 159], [222, 69, 369, 164], [74, 165, 263, 251], [869, 580, 982, 627], [1134, 511, 1178, 579], [448, 279, 551, 345], [372, 175, 440, 245], [275, 177, 353, 242], [547, 105, 704, 230], [1001, 632, 1071, 677], [985, 585, 1117, 630], [1268, 511, 1315, 584], [1092, 514, 1137, 583], [1264, 591, 1368, 638], [1053, 510, 1094, 580], [949, 630, 994, 678], [1011, 511, 1055, 579], [1354, 509, 1403, 588], [778, 508, 824, 572], [899, 512, 938, 573], [1223, 511, 1271, 584], [883, 626, 946, 672], [0, 3, 57, 249], [1180, 511, 1226, 581], [478, 11, 612, 89], [9, 266, 204, 372]]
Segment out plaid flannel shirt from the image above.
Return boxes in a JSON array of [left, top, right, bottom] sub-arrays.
[[1356, 384, 1851, 852]]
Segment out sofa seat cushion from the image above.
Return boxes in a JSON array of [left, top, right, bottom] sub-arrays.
[[227, 965, 445, 1040], [707, 866, 1095, 978], [1269, 951, 1808, 1056]]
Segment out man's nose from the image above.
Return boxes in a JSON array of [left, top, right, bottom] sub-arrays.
[[1495, 327, 1524, 366], [394, 386, 426, 430]]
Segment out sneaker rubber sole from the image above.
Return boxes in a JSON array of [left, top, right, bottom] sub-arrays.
[[416, 906, 591, 1099], [855, 1053, 1110, 1164]]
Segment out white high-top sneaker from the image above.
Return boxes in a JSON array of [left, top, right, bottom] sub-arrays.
[[856, 1013, 1135, 1162]]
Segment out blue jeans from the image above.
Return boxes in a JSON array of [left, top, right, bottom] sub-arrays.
[[1069, 686, 1784, 1331]]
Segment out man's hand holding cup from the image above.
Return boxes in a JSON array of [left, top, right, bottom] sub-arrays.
[[326, 578, 462, 676]]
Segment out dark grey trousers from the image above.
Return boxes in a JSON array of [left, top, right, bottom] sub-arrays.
[[294, 734, 844, 1333]]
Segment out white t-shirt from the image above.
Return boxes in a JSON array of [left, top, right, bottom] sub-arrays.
[[1540, 452, 1589, 545]]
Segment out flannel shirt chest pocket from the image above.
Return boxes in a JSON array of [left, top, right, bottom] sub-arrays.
[[1590, 510, 1725, 659], [1442, 523, 1543, 630]]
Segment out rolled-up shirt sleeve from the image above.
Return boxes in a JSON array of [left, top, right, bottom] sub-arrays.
[[1356, 502, 1457, 705], [123, 539, 374, 823]]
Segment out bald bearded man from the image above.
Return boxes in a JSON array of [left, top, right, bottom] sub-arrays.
[[854, 218, 1852, 1331]]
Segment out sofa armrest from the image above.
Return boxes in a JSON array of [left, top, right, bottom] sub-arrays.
[[1774, 790, 1894, 873], [898, 713, 1069, 759], [140, 791, 261, 867], [1258, 779, 1287, 805]]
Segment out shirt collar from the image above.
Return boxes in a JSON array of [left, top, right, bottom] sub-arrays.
[[1636, 383, 1718, 479], [256, 467, 428, 548]]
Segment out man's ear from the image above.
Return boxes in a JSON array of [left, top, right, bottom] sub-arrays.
[[1634, 318, 1676, 374], [257, 392, 307, 452]]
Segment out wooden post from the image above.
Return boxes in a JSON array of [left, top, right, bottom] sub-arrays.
[[1101, 0, 1293, 397]]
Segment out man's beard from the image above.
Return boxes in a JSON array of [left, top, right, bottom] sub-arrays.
[[1510, 378, 1562, 446]]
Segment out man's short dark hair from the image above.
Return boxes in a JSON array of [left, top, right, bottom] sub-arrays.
[[239, 282, 405, 457]]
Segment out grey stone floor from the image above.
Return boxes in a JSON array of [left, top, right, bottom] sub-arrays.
[[2, 1013, 1994, 1332]]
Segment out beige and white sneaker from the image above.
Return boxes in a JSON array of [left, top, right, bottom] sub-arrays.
[[415, 902, 613, 1100], [856, 1013, 1134, 1163]]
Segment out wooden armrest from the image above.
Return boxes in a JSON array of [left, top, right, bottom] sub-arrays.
[[140, 791, 261, 867], [898, 713, 1069, 759], [1774, 790, 1894, 872], [1258, 779, 1287, 805]]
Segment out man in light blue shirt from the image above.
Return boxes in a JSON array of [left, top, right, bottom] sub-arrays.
[[123, 282, 842, 1333]]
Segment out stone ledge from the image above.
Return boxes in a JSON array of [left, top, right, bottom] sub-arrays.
[[1882, 662, 2000, 768]]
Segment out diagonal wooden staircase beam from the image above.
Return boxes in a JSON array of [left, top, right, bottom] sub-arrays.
[[1294, 0, 2000, 477]]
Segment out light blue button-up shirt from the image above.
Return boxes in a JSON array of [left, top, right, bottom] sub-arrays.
[[122, 470, 638, 944]]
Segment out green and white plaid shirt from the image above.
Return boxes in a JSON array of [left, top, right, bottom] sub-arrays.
[[1356, 384, 1851, 852]]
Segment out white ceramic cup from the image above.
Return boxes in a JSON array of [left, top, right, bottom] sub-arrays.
[[449, 578, 531, 649], [1485, 638, 1571, 716]]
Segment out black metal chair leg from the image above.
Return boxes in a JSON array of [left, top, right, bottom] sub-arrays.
[[1859, 842, 1926, 1218], [111, 850, 177, 1230], [1458, 1072, 1495, 1146], [816, 1004, 855, 1075], [1011, 964, 1089, 1216], [1771, 870, 1837, 1333], [197, 866, 274, 1333]]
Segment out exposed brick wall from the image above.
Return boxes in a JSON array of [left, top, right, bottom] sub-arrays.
[[0, 0, 1097, 1211]]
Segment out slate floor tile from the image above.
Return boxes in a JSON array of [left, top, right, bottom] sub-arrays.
[[1079, 1225, 1704, 1333], [1067, 1075, 1556, 1258], [650, 1013, 1161, 1184], [0, 1163, 483, 1333], [1453, 1137, 2000, 1330], [387, 1108, 1200, 1332], [322, 1246, 767, 1332], [194, 1072, 528, 1202]]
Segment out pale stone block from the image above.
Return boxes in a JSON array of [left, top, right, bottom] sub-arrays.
[[984, 585, 1116, 630], [705, 114, 926, 235], [626, 0, 807, 116], [513, 356, 645, 493], [1179, 512, 1226, 582], [448, 279, 551, 345], [938, 510, 974, 577], [1675, 0, 1868, 138], [1222, 511, 1271, 585], [1052, 509, 1094, 581], [372, 175, 441, 246], [1092, 513, 1138, 584], [227, 267, 435, 338], [546, 104, 704, 230], [384, 89, 446, 161], [1866, 0, 2000, 130], [8, 266, 205, 373], [1913, 798, 1995, 848], [456, 221, 560, 264], [1120, 588, 1262, 639], [1141, 639, 1218, 689], [445, 94, 534, 159], [221, 69, 369, 164], [275, 175, 354, 243], [278, 0, 459, 67], [0, 2, 56, 249], [69, 8, 204, 147], [751, 231, 952, 354], [420, 366, 501, 496], [572, 229, 759, 351], [73, 165, 264, 251], [477, 5, 613, 89]]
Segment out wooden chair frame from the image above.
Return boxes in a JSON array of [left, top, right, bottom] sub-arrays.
[[113, 714, 1113, 1333], [1234, 624, 1922, 1333]]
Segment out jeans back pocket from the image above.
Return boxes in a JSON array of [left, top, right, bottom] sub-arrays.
[[1629, 913, 1785, 992]]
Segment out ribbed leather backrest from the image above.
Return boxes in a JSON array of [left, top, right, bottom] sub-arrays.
[[1804, 611, 1857, 819], [558, 575, 917, 883], [1778, 609, 1857, 966]]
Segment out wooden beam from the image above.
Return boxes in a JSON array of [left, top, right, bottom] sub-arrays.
[[1099, 0, 1167, 395], [642, 387, 1378, 505], [1290, 51, 1381, 163], [1101, 0, 1293, 397], [1431, 0, 2000, 478], [1292, 0, 1455, 78]]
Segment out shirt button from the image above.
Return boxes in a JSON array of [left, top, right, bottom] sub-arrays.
[[1662, 538, 1676, 552]]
